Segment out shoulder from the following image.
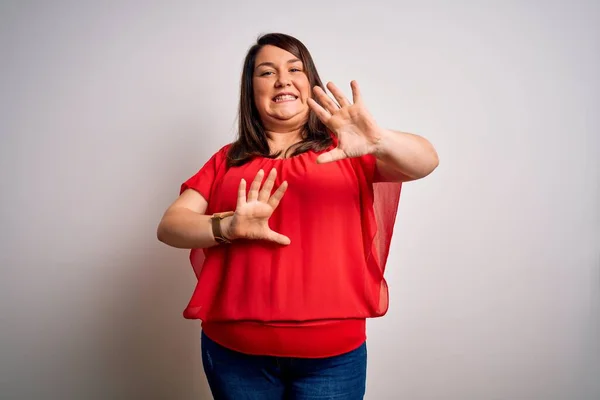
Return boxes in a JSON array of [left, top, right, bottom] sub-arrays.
[[350, 154, 377, 176], [206, 143, 233, 166], [215, 143, 233, 157]]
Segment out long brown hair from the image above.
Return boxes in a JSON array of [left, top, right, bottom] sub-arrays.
[[226, 33, 333, 167]]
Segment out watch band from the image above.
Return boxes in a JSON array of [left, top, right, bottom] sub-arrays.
[[211, 211, 234, 244]]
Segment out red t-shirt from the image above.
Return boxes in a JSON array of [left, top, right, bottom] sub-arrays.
[[180, 143, 401, 358]]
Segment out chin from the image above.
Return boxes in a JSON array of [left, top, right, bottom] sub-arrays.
[[269, 110, 301, 121], [275, 106, 309, 118]]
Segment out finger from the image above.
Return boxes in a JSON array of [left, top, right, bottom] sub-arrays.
[[267, 230, 291, 245], [326, 82, 351, 107], [237, 178, 247, 208], [316, 148, 347, 164], [268, 180, 288, 209], [314, 86, 340, 114], [248, 169, 264, 202], [258, 168, 277, 202], [308, 98, 331, 124], [350, 80, 361, 104]]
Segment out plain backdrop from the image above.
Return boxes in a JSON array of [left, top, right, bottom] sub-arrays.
[[1, 1, 598, 399]]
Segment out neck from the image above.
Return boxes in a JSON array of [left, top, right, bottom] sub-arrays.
[[265, 127, 304, 155]]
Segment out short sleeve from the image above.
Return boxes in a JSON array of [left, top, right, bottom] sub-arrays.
[[351, 153, 402, 315], [351, 154, 377, 184], [353, 153, 399, 184], [180, 145, 230, 200]]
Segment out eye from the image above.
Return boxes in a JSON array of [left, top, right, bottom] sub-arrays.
[[260, 71, 274, 76], [290, 68, 302, 73]]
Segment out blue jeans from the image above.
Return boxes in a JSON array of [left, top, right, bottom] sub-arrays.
[[201, 330, 367, 399]]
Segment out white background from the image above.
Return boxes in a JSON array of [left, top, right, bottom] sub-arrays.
[[1, 1, 598, 399]]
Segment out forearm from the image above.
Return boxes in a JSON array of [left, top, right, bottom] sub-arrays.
[[373, 129, 439, 181], [157, 208, 233, 249]]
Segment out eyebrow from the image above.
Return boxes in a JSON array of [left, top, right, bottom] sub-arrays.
[[254, 58, 302, 70]]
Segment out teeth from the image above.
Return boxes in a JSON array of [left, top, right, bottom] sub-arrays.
[[274, 95, 296, 102]]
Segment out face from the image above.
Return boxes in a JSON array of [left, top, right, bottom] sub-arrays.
[[252, 45, 312, 131]]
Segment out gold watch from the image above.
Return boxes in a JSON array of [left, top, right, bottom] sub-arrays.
[[211, 211, 234, 244]]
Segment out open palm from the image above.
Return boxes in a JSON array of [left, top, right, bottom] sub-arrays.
[[228, 168, 290, 245], [308, 81, 382, 164]]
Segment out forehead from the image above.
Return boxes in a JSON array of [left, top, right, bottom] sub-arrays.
[[254, 45, 302, 66]]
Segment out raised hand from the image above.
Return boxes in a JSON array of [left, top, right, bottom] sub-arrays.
[[225, 168, 290, 245], [308, 80, 383, 164]]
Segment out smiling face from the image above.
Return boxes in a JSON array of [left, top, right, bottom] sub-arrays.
[[252, 45, 312, 132]]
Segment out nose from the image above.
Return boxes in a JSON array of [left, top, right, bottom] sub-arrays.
[[275, 72, 291, 87]]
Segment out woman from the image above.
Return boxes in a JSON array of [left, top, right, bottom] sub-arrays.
[[157, 33, 438, 400]]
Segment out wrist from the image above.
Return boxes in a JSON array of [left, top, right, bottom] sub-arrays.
[[220, 216, 235, 241], [210, 211, 235, 244], [372, 127, 391, 159]]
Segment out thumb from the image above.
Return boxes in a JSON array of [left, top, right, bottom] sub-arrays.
[[316, 148, 347, 164], [266, 229, 291, 245]]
